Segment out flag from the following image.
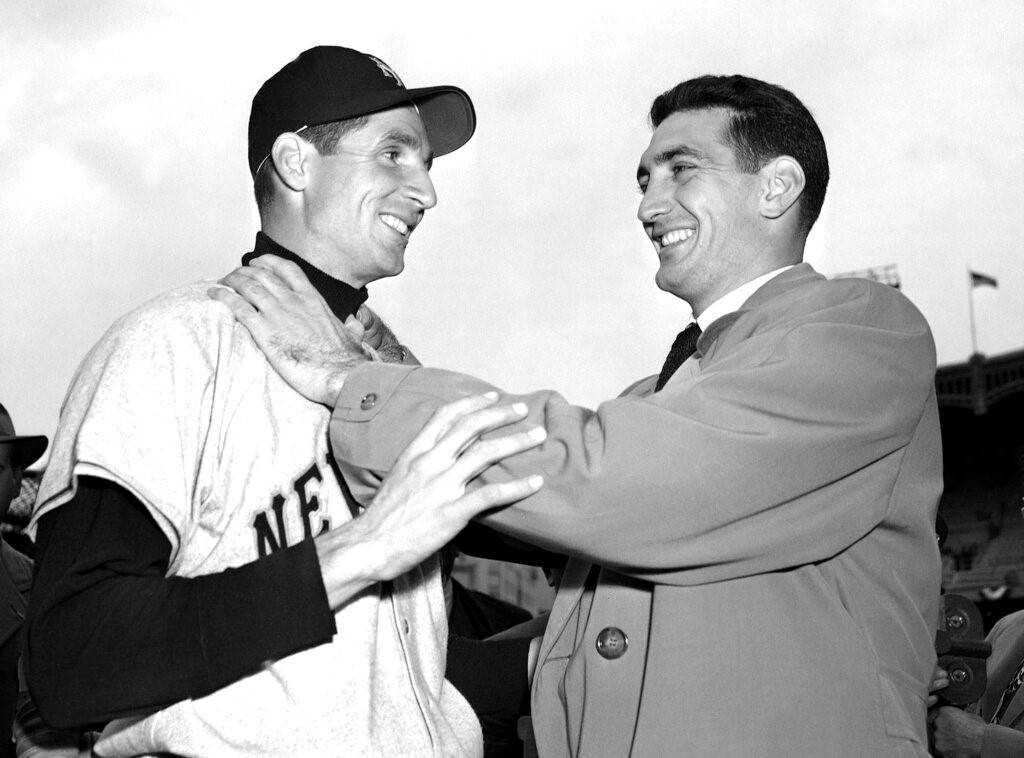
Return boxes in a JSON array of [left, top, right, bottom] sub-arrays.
[[970, 270, 998, 288]]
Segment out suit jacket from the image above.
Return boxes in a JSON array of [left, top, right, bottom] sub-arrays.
[[973, 610, 1024, 757], [331, 264, 943, 757]]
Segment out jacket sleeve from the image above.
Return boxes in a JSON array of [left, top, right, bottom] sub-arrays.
[[329, 303, 937, 586], [25, 476, 336, 728]]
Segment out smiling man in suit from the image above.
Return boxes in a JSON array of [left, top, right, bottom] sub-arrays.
[[217, 74, 943, 757]]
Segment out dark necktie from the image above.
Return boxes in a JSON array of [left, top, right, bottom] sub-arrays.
[[654, 322, 702, 391]]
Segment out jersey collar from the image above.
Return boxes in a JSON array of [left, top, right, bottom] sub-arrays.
[[241, 232, 369, 321]]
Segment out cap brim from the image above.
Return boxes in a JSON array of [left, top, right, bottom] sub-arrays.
[[403, 86, 476, 158], [0, 435, 48, 469], [306, 85, 476, 159]]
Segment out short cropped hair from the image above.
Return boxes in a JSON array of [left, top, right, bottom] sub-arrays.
[[649, 75, 829, 234], [253, 115, 370, 214]]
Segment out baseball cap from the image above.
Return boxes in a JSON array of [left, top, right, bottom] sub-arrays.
[[248, 46, 476, 177], [0, 404, 47, 469]]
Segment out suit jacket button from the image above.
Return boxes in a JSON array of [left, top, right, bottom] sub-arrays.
[[360, 393, 377, 410], [595, 627, 628, 659]]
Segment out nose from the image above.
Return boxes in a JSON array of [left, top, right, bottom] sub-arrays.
[[637, 179, 670, 225], [406, 165, 437, 210]]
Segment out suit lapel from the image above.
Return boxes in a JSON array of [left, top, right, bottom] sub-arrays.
[[536, 559, 594, 663]]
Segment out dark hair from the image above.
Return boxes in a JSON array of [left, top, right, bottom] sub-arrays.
[[649, 75, 829, 234], [253, 115, 370, 213]]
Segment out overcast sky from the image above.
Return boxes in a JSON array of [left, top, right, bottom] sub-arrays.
[[2, 0, 1022, 455]]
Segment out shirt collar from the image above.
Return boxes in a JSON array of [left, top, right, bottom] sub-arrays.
[[695, 265, 796, 331], [241, 232, 368, 322]]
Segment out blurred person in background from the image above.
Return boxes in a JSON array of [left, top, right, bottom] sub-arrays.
[[0, 403, 45, 758]]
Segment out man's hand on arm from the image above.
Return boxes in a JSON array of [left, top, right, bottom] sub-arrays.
[[313, 392, 546, 610], [210, 254, 368, 405]]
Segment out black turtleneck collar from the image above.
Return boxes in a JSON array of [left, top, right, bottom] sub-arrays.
[[241, 232, 368, 321]]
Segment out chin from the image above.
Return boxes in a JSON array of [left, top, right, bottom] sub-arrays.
[[653, 268, 675, 293], [375, 262, 405, 281], [654, 271, 690, 302]]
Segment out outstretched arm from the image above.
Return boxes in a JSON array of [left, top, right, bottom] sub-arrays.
[[215, 260, 939, 582]]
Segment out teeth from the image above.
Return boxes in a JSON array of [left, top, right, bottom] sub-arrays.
[[659, 228, 694, 247], [381, 214, 409, 236]]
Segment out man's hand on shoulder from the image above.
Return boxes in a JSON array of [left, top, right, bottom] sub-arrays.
[[210, 254, 367, 406]]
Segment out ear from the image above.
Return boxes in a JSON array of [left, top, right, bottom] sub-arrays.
[[759, 156, 805, 221], [270, 132, 316, 192]]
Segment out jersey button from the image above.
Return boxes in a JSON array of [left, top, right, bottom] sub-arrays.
[[360, 393, 377, 410], [402, 618, 410, 635], [595, 627, 628, 659]]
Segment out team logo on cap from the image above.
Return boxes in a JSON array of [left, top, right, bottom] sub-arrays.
[[369, 56, 403, 86]]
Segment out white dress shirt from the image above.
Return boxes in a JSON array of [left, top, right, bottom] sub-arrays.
[[695, 265, 797, 331]]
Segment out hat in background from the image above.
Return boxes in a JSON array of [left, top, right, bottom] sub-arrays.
[[0, 404, 47, 469], [248, 46, 476, 177]]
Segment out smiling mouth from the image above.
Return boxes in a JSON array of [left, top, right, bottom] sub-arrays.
[[380, 213, 411, 237], [653, 227, 695, 252]]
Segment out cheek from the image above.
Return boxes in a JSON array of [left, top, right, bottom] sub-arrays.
[[313, 170, 364, 221], [705, 195, 749, 235]]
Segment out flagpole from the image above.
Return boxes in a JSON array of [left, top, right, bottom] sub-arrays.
[[967, 268, 979, 356]]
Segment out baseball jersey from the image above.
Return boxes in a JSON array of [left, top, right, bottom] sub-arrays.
[[33, 282, 482, 757]]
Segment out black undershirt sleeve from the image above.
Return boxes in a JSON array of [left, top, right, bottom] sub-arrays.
[[24, 476, 337, 729]]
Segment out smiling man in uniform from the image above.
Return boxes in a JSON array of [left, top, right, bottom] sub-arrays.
[[24, 46, 546, 758]]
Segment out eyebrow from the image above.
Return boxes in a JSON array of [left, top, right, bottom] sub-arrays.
[[379, 128, 434, 168], [636, 144, 707, 182]]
